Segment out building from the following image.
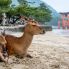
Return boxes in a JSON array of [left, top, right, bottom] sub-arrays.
[[59, 12, 69, 29]]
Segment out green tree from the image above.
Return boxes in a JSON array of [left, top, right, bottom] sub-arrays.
[[0, 0, 12, 13], [34, 9, 52, 22], [7, 4, 17, 16], [0, 0, 12, 25], [37, 3, 52, 22], [0, 0, 11, 5], [12, 1, 52, 24]]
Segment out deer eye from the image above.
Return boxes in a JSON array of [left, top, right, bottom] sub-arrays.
[[32, 21, 34, 23]]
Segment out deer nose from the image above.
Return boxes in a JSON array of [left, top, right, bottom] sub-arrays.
[[40, 29, 45, 34]]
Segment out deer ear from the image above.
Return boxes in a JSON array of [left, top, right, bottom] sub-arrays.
[[31, 23, 36, 25]]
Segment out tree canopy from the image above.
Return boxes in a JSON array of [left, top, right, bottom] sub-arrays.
[[0, 0, 52, 23], [15, 1, 52, 22], [34, 3, 52, 22], [0, 0, 12, 7], [0, 0, 12, 13]]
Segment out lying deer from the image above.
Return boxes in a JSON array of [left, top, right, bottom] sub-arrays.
[[5, 20, 45, 58], [0, 34, 8, 63]]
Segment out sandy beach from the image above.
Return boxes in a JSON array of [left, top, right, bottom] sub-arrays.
[[0, 31, 69, 69]]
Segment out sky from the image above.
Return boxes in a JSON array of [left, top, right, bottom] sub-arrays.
[[12, 0, 19, 5], [42, 0, 69, 12], [12, 0, 69, 13]]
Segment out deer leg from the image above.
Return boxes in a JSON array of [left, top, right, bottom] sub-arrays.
[[15, 53, 26, 59], [15, 54, 24, 59], [15, 53, 33, 59], [0, 52, 8, 63]]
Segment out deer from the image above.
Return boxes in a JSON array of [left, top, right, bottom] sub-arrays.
[[5, 19, 45, 58], [0, 34, 8, 63]]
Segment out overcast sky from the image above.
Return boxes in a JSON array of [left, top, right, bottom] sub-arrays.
[[42, 0, 69, 12]]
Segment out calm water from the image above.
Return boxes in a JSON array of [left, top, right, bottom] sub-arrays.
[[52, 29, 69, 37]]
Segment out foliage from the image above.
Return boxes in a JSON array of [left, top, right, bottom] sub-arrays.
[[6, 4, 17, 16], [34, 3, 52, 22], [0, 0, 12, 13], [15, 1, 52, 22], [0, 0, 52, 23], [0, 0, 12, 7]]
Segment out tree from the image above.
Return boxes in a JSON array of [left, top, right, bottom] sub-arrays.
[[39, 3, 51, 13], [0, 0, 12, 13], [0, 0, 12, 25], [8, 0, 52, 24], [34, 9, 52, 22], [0, 0, 11, 7], [37, 3, 52, 22]]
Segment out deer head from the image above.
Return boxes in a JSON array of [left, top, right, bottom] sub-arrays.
[[24, 19, 45, 35]]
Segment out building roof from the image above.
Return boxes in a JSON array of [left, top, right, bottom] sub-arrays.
[[60, 12, 69, 16]]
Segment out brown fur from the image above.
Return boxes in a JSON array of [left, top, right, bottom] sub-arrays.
[[5, 20, 45, 58], [0, 35, 8, 63], [0, 35, 6, 45]]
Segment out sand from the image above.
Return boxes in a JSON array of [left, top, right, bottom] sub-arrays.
[[0, 31, 69, 69]]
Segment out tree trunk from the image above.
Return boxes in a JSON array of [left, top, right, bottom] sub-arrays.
[[2, 13, 6, 26]]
